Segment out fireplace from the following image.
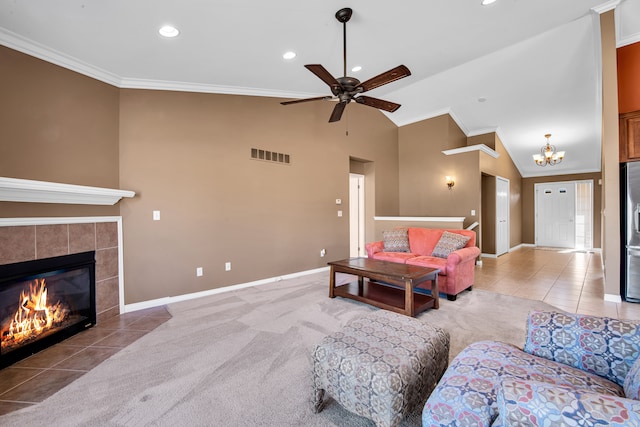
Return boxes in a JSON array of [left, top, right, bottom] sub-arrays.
[[0, 251, 96, 369]]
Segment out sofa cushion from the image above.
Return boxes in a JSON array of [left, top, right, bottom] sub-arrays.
[[406, 256, 447, 276], [370, 251, 418, 264], [524, 310, 640, 387], [497, 379, 640, 427], [624, 356, 640, 400], [382, 229, 410, 252], [432, 231, 471, 258], [421, 340, 623, 427]]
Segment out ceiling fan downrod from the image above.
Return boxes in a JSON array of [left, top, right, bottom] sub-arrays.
[[335, 8, 352, 78]]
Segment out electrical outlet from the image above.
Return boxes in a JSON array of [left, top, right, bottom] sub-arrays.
[[337, 210, 343, 217], [153, 210, 161, 221], [196, 267, 203, 277], [471, 209, 476, 216], [320, 249, 326, 257], [225, 262, 231, 271]]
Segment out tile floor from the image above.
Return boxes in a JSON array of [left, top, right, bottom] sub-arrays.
[[0, 305, 171, 416], [474, 247, 640, 321], [1, 246, 640, 416]]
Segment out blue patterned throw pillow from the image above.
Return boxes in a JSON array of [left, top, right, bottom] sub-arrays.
[[431, 231, 470, 258], [524, 310, 640, 387]]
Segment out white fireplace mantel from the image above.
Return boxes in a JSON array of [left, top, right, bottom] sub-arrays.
[[0, 177, 135, 205]]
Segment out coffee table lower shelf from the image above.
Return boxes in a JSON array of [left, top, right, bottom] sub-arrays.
[[333, 280, 436, 316]]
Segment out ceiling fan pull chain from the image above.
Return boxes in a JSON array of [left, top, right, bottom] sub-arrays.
[[345, 109, 349, 136]]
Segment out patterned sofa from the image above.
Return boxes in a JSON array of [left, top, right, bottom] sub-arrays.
[[422, 310, 640, 426], [365, 227, 480, 301]]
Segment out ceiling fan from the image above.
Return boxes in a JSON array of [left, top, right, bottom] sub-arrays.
[[281, 7, 411, 123]]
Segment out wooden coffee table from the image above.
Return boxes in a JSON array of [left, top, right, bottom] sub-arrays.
[[328, 258, 439, 317]]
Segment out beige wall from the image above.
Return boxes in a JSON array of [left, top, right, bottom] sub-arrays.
[[601, 10, 621, 296], [0, 46, 400, 305], [398, 115, 480, 228], [118, 89, 399, 303], [0, 46, 120, 218], [478, 133, 523, 249], [521, 173, 602, 248]]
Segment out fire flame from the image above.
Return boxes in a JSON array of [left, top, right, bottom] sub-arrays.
[[1, 279, 66, 350]]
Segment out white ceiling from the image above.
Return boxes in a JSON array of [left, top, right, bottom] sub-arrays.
[[1, 0, 640, 177]]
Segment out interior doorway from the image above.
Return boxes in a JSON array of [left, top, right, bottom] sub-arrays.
[[535, 180, 593, 249], [349, 173, 365, 257], [496, 177, 510, 256]]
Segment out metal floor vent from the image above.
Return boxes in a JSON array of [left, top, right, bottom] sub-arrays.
[[251, 148, 290, 165]]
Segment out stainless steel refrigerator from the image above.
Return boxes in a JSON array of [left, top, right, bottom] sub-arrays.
[[622, 162, 640, 302]]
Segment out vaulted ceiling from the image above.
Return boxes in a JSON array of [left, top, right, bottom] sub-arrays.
[[1, 0, 640, 177]]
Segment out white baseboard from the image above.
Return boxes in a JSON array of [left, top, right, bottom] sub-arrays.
[[123, 266, 330, 313], [604, 294, 622, 303]]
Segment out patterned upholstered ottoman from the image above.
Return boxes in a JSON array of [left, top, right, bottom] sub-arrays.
[[311, 310, 450, 427]]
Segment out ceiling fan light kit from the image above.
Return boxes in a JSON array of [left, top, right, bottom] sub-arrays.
[[281, 7, 411, 123]]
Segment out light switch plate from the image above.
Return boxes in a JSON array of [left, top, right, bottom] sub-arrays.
[[153, 210, 161, 221], [337, 210, 343, 217], [336, 199, 342, 205]]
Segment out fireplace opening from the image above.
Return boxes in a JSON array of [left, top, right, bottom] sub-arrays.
[[0, 251, 96, 369]]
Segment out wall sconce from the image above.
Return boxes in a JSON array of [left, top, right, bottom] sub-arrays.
[[446, 176, 455, 190]]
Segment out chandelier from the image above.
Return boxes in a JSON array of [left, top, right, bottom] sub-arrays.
[[533, 133, 565, 166]]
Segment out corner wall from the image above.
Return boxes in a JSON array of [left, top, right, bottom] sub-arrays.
[[398, 115, 480, 228], [118, 89, 399, 304]]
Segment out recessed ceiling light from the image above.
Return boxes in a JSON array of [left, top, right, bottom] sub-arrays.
[[481, 0, 497, 5], [351, 66, 362, 72], [283, 51, 297, 60], [159, 25, 180, 38]]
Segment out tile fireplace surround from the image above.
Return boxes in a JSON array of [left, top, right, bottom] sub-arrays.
[[0, 217, 123, 323]]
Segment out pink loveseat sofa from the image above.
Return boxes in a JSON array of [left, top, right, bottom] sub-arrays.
[[365, 227, 480, 301]]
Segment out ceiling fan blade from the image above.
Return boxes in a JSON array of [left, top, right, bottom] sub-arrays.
[[305, 64, 342, 93], [280, 96, 332, 106], [357, 65, 411, 92], [329, 101, 348, 122], [355, 96, 401, 112]]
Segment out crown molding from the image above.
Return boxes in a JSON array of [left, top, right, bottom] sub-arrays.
[[0, 177, 135, 205], [0, 27, 322, 99], [119, 77, 321, 99], [591, 0, 621, 14], [442, 144, 499, 159], [0, 28, 121, 86]]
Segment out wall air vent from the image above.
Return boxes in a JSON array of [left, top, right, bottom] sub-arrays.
[[250, 148, 290, 165]]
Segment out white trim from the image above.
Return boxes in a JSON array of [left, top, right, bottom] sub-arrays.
[[0, 177, 135, 205], [373, 216, 465, 222], [442, 144, 499, 159], [604, 293, 622, 303], [591, 0, 621, 15], [123, 266, 330, 313], [0, 28, 121, 86], [120, 77, 319, 100], [0, 216, 121, 226], [481, 253, 498, 259], [614, 0, 640, 47], [0, 216, 126, 316]]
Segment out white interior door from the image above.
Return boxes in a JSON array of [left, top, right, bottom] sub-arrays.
[[349, 174, 365, 257], [496, 177, 510, 256], [536, 182, 576, 248]]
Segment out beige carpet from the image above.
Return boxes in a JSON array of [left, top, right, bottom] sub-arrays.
[[0, 271, 556, 426]]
